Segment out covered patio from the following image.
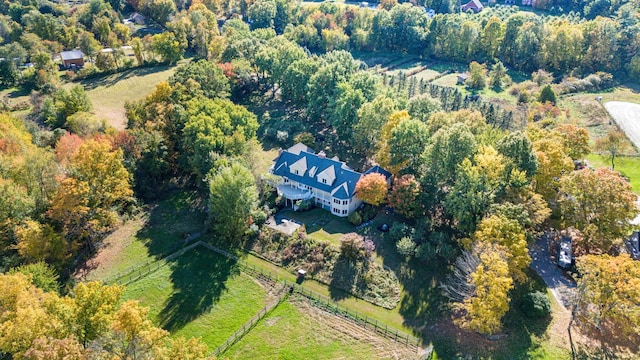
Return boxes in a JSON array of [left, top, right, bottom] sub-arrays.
[[276, 184, 313, 207]]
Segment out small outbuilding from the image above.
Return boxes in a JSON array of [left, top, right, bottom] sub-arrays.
[[60, 50, 84, 68], [461, 0, 484, 12], [457, 73, 469, 85]]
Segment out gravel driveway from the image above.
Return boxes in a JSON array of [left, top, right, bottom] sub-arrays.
[[604, 101, 640, 150], [529, 235, 577, 311]]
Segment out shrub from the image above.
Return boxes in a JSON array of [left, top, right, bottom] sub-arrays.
[[396, 236, 416, 257], [521, 291, 551, 318], [539, 84, 557, 104], [295, 198, 314, 212], [340, 233, 366, 260], [389, 222, 410, 243], [348, 211, 362, 226]]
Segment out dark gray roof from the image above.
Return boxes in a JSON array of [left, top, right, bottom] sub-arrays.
[[60, 50, 84, 61], [273, 150, 362, 200]]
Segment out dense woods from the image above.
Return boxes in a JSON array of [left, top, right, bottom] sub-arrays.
[[1, 0, 640, 357]]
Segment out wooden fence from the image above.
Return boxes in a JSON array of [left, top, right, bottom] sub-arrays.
[[283, 280, 422, 350], [211, 283, 290, 358]]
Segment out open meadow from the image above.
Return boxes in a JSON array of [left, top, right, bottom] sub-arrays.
[[68, 64, 179, 130]]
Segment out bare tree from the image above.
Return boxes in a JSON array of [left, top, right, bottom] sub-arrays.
[[441, 248, 480, 303]]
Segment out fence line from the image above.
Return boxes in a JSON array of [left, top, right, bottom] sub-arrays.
[[283, 280, 422, 349], [211, 283, 290, 358], [101, 239, 426, 355], [107, 241, 201, 285]]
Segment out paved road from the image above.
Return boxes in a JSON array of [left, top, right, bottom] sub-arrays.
[[529, 235, 577, 311], [604, 101, 640, 150]]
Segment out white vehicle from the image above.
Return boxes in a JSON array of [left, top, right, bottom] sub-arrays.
[[558, 238, 572, 269]]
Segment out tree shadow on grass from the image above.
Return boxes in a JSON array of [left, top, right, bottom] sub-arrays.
[[137, 190, 206, 259], [158, 247, 239, 332], [78, 64, 174, 90], [329, 256, 359, 302]]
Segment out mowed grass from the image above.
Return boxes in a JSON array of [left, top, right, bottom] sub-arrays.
[[84, 191, 206, 282], [225, 298, 416, 359], [586, 154, 640, 194], [69, 65, 179, 130], [122, 247, 269, 350], [277, 208, 355, 245]]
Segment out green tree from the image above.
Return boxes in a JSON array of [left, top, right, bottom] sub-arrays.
[[595, 129, 629, 170], [467, 61, 487, 90], [248, 0, 276, 29], [169, 60, 230, 99], [389, 118, 430, 174], [488, 61, 510, 90], [208, 163, 258, 244], [407, 94, 442, 122], [559, 168, 639, 254], [141, 0, 176, 24], [152, 32, 186, 64], [424, 123, 478, 189], [538, 84, 556, 104], [446, 146, 507, 235], [353, 95, 395, 157], [182, 97, 258, 178], [496, 131, 538, 179], [281, 58, 320, 106], [9, 262, 59, 293]]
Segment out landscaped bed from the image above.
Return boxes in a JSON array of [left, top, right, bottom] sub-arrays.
[[224, 296, 419, 360], [121, 247, 271, 350], [252, 226, 401, 309]]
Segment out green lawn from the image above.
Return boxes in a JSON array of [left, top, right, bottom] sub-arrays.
[[84, 191, 206, 282], [122, 247, 268, 350], [586, 154, 640, 194], [224, 298, 418, 359], [68, 64, 180, 130], [410, 69, 442, 82], [278, 208, 355, 245]]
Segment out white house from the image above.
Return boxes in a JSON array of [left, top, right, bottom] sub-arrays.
[[270, 143, 390, 217]]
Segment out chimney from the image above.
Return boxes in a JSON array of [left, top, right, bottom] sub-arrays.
[[318, 151, 326, 159], [278, 148, 283, 155]]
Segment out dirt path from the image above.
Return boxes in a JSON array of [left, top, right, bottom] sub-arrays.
[[73, 216, 147, 282], [604, 101, 640, 150]]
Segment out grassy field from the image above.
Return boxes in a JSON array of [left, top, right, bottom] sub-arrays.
[[559, 84, 640, 147], [586, 154, 640, 194], [122, 247, 269, 350], [68, 64, 180, 130], [225, 297, 419, 359], [80, 191, 205, 282]]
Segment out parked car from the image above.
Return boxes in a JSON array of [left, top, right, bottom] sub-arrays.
[[557, 237, 573, 269]]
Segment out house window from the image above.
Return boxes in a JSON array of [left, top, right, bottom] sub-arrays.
[[333, 199, 340, 204], [342, 210, 348, 215], [294, 170, 299, 175], [322, 178, 327, 184], [343, 200, 348, 205], [333, 208, 338, 213], [283, 178, 289, 183]]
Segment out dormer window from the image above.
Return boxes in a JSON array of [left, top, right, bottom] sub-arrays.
[[322, 178, 327, 184], [295, 170, 299, 175]]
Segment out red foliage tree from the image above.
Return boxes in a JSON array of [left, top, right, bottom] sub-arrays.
[[388, 174, 422, 218]]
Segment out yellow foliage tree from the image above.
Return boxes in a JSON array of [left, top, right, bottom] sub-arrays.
[[463, 243, 513, 335], [473, 214, 530, 283], [531, 137, 573, 203], [575, 255, 640, 352]]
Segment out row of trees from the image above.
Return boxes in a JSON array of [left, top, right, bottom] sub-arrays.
[[0, 271, 208, 359]]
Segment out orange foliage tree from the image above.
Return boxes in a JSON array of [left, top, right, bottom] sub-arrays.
[[355, 173, 388, 206]]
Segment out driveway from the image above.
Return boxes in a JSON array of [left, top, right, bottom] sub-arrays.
[[529, 234, 577, 311], [604, 101, 640, 150]]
